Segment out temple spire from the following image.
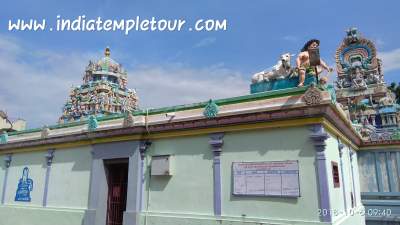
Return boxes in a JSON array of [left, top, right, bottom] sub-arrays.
[[59, 46, 138, 124], [105, 47, 110, 57]]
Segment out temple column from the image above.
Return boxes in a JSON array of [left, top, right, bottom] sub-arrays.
[[123, 140, 151, 225], [42, 149, 55, 207], [1, 154, 12, 204], [138, 141, 151, 211], [310, 124, 332, 222], [338, 142, 348, 214], [382, 115, 386, 126], [349, 149, 357, 207], [209, 133, 224, 217], [371, 115, 376, 126]]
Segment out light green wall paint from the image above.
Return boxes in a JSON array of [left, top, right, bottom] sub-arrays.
[[221, 127, 320, 221], [0, 155, 6, 194], [0, 126, 365, 225], [0, 155, 5, 197], [4, 151, 46, 206], [335, 211, 365, 225], [349, 147, 362, 207], [0, 205, 84, 225], [324, 134, 363, 223], [46, 146, 92, 209], [141, 126, 365, 225], [144, 136, 214, 214], [139, 211, 365, 225], [325, 134, 346, 221]]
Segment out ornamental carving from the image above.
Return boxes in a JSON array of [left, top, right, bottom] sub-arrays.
[[88, 115, 98, 131], [123, 113, 134, 127], [203, 99, 219, 118], [303, 85, 322, 105], [41, 126, 50, 139], [335, 28, 384, 90]]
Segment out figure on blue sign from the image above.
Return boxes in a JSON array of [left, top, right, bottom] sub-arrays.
[[15, 167, 33, 202]]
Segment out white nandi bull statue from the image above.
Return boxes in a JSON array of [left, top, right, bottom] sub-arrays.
[[252, 53, 295, 84]]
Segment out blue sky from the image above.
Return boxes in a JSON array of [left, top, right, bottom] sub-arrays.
[[1, 0, 400, 128]]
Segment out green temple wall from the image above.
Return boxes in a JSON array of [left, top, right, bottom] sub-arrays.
[[0, 146, 92, 225], [46, 146, 92, 208], [0, 125, 365, 225], [0, 155, 5, 199], [220, 127, 319, 221], [4, 151, 47, 206], [322, 134, 364, 225], [143, 135, 214, 214], [0, 206, 84, 225], [325, 135, 348, 222], [141, 126, 364, 224]]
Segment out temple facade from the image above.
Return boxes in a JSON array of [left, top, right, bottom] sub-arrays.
[[0, 30, 399, 225], [0, 86, 365, 225]]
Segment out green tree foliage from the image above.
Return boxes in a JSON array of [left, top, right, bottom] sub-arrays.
[[388, 82, 400, 103]]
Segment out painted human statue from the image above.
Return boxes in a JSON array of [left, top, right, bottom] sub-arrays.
[[15, 167, 33, 202], [296, 39, 333, 87]]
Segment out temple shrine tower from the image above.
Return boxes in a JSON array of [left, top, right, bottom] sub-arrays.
[[59, 47, 138, 123]]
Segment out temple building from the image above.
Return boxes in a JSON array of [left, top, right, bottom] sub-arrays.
[[0, 30, 399, 225], [59, 47, 138, 123]]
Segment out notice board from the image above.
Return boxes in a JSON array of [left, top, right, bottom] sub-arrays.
[[232, 160, 300, 197]]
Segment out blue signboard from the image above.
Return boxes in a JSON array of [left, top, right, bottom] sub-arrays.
[[15, 167, 33, 202]]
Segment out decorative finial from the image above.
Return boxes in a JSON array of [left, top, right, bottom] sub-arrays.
[[105, 47, 110, 57], [88, 115, 98, 131], [203, 99, 219, 118]]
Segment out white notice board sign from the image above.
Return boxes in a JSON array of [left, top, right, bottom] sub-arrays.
[[232, 160, 300, 197]]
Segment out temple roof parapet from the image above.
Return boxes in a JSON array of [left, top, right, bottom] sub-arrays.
[[1, 86, 358, 151]]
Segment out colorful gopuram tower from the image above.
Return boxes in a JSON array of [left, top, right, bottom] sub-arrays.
[[59, 47, 138, 123], [335, 28, 400, 140]]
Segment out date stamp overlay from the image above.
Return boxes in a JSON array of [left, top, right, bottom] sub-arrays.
[[318, 208, 392, 217]]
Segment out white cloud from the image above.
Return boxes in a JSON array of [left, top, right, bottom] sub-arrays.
[[379, 48, 400, 72], [282, 35, 298, 42], [0, 35, 249, 128], [0, 36, 93, 128], [194, 37, 217, 48], [375, 39, 385, 46], [129, 64, 248, 109]]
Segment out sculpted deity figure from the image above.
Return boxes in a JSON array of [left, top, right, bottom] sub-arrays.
[[351, 67, 367, 89], [345, 27, 359, 44], [296, 39, 333, 87]]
